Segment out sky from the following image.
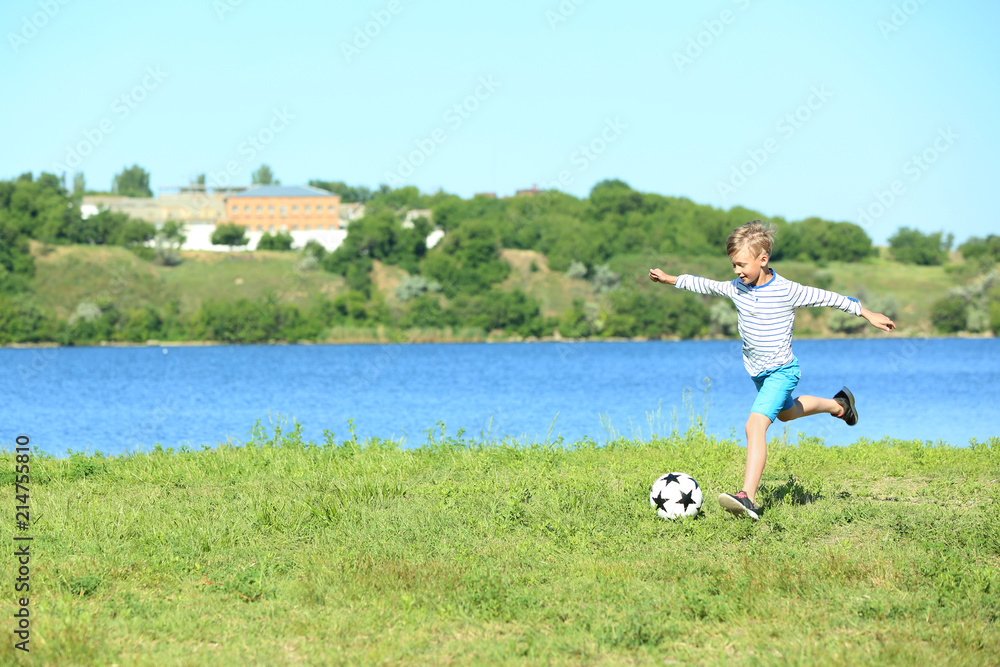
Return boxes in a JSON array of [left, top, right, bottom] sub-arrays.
[[2, 0, 998, 245]]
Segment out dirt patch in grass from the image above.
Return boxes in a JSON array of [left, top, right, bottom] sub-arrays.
[[501, 249, 595, 317], [372, 259, 409, 303]]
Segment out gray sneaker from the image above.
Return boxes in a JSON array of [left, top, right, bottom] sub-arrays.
[[718, 491, 762, 521], [832, 386, 858, 426]]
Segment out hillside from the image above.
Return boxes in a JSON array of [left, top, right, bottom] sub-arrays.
[[6, 173, 996, 344], [12, 242, 971, 344], [30, 242, 347, 320]]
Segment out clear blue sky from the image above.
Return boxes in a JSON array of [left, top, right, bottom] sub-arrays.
[[2, 0, 997, 244]]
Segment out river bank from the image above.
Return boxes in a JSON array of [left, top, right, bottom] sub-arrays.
[[3, 329, 993, 349]]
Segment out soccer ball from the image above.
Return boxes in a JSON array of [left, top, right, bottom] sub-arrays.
[[649, 472, 703, 519]]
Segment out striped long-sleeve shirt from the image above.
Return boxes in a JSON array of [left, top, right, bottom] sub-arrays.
[[675, 270, 862, 376]]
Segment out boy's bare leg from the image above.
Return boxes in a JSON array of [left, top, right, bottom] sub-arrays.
[[743, 413, 771, 503], [776, 395, 842, 422]]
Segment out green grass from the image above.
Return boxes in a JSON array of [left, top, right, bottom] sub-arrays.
[[2, 421, 998, 665]]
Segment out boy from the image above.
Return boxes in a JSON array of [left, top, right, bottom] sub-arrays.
[[649, 220, 895, 520]]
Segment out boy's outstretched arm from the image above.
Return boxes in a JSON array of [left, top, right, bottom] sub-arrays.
[[653, 269, 738, 298], [789, 282, 896, 331], [649, 268, 677, 285], [860, 307, 896, 332]]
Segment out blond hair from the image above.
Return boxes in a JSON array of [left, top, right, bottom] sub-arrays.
[[727, 219, 775, 259]]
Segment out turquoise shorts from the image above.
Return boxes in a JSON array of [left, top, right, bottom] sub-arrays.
[[750, 357, 800, 422]]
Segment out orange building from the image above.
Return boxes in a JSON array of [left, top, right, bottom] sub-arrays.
[[224, 185, 342, 232]]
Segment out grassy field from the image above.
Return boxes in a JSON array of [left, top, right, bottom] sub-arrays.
[[2, 422, 997, 665]]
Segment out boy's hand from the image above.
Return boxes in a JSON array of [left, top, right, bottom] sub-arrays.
[[861, 307, 896, 332], [649, 268, 677, 285]]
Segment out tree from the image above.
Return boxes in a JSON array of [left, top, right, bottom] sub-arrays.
[[371, 185, 421, 210], [1, 172, 78, 242], [111, 165, 153, 197], [195, 173, 206, 186], [66, 209, 141, 245], [112, 218, 155, 248], [402, 293, 449, 328], [72, 172, 85, 198], [322, 208, 427, 281], [0, 294, 56, 342], [604, 286, 708, 338], [256, 231, 294, 251], [447, 289, 546, 336], [771, 218, 874, 263], [211, 223, 248, 251], [251, 165, 279, 186], [422, 219, 509, 296], [888, 227, 952, 265], [0, 222, 35, 294], [589, 179, 644, 220], [959, 235, 1000, 264], [930, 294, 967, 333], [155, 220, 187, 265], [559, 298, 598, 337]]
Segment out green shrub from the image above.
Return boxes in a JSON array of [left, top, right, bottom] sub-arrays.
[[959, 234, 1000, 264], [0, 295, 56, 343], [256, 231, 294, 251], [211, 223, 249, 250], [402, 294, 450, 329], [448, 289, 546, 336], [605, 287, 707, 338], [193, 297, 288, 343], [116, 305, 164, 342], [930, 294, 968, 333], [889, 227, 953, 265]]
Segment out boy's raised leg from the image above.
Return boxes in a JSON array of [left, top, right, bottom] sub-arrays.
[[776, 395, 842, 422]]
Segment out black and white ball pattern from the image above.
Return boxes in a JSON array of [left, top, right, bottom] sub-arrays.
[[649, 472, 703, 519]]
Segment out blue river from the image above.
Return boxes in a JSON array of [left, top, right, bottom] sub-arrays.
[[2, 338, 997, 455]]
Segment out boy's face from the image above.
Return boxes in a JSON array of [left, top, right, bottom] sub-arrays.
[[730, 247, 769, 286]]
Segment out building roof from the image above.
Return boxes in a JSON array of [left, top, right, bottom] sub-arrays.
[[228, 185, 335, 198]]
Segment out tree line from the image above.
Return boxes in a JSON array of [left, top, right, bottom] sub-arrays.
[[2, 169, 997, 342]]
